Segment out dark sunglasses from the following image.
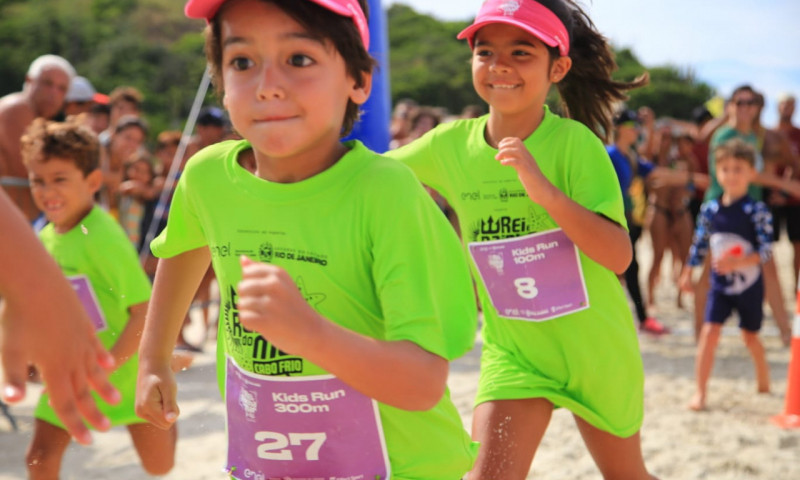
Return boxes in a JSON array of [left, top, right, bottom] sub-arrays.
[[735, 99, 758, 107]]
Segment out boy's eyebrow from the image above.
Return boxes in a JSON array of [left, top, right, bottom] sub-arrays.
[[222, 32, 326, 49]]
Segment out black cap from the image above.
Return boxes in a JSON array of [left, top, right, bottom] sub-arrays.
[[197, 106, 226, 127], [692, 106, 713, 125], [613, 109, 639, 126]]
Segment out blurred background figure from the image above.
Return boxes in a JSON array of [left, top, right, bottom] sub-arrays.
[[0, 54, 75, 222], [63, 76, 97, 117], [388, 98, 418, 150]]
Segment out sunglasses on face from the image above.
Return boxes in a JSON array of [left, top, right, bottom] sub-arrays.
[[735, 99, 758, 107]]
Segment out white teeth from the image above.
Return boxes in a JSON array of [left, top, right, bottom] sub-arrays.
[[491, 84, 518, 89]]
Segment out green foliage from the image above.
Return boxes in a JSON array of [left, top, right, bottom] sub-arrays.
[[387, 4, 480, 114], [0, 0, 208, 145], [612, 60, 715, 120], [0, 0, 717, 142]]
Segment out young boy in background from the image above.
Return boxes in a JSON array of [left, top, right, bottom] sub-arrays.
[[19, 118, 176, 479], [680, 138, 774, 411]]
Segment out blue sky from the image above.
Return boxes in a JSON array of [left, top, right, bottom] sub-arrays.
[[385, 0, 800, 127]]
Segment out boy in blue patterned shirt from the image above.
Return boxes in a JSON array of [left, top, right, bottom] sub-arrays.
[[680, 138, 773, 411]]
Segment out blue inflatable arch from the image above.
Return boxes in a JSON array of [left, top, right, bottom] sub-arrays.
[[345, 0, 391, 153]]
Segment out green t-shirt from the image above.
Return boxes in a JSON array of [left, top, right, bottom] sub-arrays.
[[35, 206, 152, 428], [387, 108, 645, 437], [705, 125, 763, 201], [152, 140, 478, 478]]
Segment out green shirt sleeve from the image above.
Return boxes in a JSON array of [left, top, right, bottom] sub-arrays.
[[365, 161, 477, 360]]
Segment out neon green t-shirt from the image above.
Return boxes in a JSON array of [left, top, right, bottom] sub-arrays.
[[151, 140, 478, 479], [387, 108, 645, 437], [35, 206, 151, 428]]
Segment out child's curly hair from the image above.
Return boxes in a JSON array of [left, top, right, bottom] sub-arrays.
[[21, 117, 100, 176]]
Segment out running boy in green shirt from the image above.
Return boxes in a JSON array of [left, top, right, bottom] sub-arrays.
[[135, 1, 478, 479]]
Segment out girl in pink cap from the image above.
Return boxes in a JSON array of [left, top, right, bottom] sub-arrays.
[[136, 1, 479, 479], [388, 0, 658, 478]]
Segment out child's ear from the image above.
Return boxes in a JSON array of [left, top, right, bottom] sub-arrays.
[[349, 72, 372, 106], [550, 56, 572, 84], [86, 168, 103, 195]]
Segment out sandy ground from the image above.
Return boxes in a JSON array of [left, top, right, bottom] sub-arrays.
[[1, 234, 798, 479]]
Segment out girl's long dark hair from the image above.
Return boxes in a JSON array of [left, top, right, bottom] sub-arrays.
[[539, 0, 649, 142]]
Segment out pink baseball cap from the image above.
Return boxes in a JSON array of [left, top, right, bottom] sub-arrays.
[[184, 0, 370, 49], [457, 0, 569, 56]]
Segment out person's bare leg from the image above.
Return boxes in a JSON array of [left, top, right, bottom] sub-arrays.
[[674, 214, 694, 309], [647, 211, 669, 308], [574, 416, 657, 480], [26, 419, 72, 480], [469, 398, 553, 480], [741, 330, 770, 393], [128, 422, 177, 476], [762, 258, 791, 346], [792, 241, 800, 292], [693, 259, 711, 342], [689, 322, 722, 411]]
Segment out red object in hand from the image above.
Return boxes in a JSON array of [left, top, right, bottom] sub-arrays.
[[727, 245, 743, 256]]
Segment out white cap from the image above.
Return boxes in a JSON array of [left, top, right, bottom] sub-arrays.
[[65, 76, 96, 103]]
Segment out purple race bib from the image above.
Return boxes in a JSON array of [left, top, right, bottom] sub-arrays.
[[225, 356, 390, 480], [68, 275, 107, 331], [468, 229, 589, 321]]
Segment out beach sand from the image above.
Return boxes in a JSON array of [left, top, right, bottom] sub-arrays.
[[1, 234, 798, 479]]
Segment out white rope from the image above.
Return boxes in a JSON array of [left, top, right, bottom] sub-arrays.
[[139, 68, 212, 262]]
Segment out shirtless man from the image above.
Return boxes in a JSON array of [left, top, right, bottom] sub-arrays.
[[0, 54, 74, 221], [763, 94, 800, 289]]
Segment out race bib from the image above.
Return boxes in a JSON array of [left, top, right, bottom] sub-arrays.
[[68, 275, 107, 331], [468, 229, 589, 321], [225, 356, 390, 480]]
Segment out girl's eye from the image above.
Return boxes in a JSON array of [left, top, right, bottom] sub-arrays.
[[230, 57, 253, 71], [512, 49, 530, 56], [288, 54, 313, 67], [474, 48, 492, 57]]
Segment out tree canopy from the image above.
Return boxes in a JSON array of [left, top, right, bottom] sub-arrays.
[[0, 0, 716, 142]]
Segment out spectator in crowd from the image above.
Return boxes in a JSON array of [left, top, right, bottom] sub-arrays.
[[98, 86, 144, 146], [388, 98, 418, 149], [63, 76, 97, 117], [607, 109, 670, 334], [764, 93, 800, 289], [118, 152, 159, 247], [87, 102, 111, 136], [0, 54, 75, 221], [693, 85, 791, 345], [680, 139, 773, 411], [98, 114, 148, 219]]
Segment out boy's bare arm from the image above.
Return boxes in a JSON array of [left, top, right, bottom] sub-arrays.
[[136, 247, 210, 429], [109, 301, 149, 368], [237, 257, 449, 411]]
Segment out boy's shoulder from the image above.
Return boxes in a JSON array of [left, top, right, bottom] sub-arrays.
[[744, 196, 771, 216], [184, 139, 244, 171], [353, 142, 426, 187], [420, 116, 487, 144], [86, 207, 137, 248], [699, 197, 722, 215]]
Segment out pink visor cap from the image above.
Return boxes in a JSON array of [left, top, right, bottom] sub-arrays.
[[457, 0, 569, 56], [185, 0, 370, 49]]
